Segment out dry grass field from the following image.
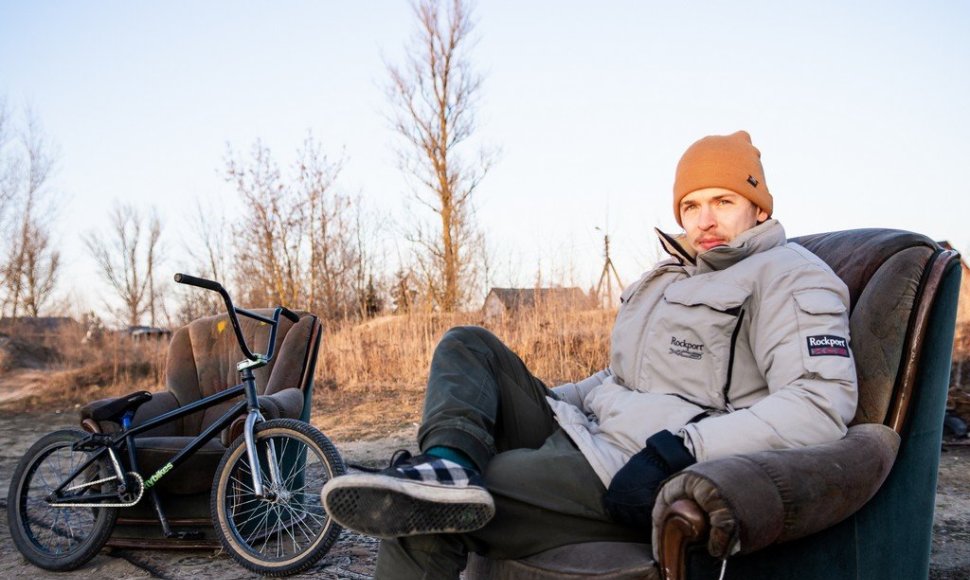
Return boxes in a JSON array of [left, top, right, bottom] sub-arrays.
[[0, 304, 616, 438], [311, 305, 613, 438]]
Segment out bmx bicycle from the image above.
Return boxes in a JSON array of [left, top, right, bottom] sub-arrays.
[[6, 274, 345, 576]]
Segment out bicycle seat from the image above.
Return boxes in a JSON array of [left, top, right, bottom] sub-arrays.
[[81, 391, 154, 423]]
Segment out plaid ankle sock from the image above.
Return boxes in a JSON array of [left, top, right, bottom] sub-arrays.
[[425, 445, 477, 471]]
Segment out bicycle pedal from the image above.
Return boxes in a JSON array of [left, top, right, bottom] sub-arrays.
[[166, 530, 204, 540]]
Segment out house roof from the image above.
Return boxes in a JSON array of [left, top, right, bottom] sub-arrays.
[[0, 316, 79, 336], [485, 287, 588, 310]]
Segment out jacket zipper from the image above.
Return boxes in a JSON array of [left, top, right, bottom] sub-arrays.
[[722, 308, 746, 412]]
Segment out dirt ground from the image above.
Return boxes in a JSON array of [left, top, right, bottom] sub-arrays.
[[1, 410, 968, 579]]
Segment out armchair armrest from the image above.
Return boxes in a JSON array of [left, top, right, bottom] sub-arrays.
[[220, 387, 306, 446], [258, 387, 305, 420], [652, 423, 900, 567]]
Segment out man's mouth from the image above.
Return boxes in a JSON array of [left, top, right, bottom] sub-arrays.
[[697, 238, 726, 250]]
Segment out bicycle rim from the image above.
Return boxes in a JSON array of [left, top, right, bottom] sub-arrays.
[[7, 430, 118, 571], [213, 419, 344, 576]]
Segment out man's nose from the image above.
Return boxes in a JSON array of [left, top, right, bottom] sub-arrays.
[[698, 205, 717, 229]]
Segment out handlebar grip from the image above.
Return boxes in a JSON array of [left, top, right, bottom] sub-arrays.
[[174, 273, 223, 292], [279, 307, 300, 323]]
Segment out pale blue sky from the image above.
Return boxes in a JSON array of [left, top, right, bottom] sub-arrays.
[[1, 1, 968, 319]]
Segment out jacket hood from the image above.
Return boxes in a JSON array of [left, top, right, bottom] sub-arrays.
[[655, 219, 786, 273]]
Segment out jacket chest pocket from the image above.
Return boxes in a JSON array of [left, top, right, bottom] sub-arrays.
[[638, 281, 749, 407], [792, 289, 853, 378]]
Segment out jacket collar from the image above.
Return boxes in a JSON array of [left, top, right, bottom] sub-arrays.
[[655, 219, 786, 273]]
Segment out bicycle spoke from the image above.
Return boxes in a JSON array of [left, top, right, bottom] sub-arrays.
[[278, 502, 313, 545]]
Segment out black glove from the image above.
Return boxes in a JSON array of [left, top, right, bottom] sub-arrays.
[[603, 430, 696, 529]]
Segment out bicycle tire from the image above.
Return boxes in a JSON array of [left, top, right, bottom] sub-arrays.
[[212, 418, 345, 576], [6, 429, 119, 571]]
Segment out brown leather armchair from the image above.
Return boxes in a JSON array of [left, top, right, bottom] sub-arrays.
[[467, 228, 961, 580], [79, 309, 323, 547]]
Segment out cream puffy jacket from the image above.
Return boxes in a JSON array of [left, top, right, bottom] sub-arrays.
[[549, 220, 858, 487]]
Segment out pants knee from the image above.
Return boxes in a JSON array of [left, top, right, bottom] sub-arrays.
[[440, 325, 498, 351]]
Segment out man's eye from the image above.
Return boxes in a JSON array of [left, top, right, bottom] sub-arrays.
[[718, 198, 732, 205]]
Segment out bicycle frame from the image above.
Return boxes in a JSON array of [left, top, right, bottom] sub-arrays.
[[51, 379, 266, 506]]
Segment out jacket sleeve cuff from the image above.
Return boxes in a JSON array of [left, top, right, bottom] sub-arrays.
[[648, 430, 696, 471]]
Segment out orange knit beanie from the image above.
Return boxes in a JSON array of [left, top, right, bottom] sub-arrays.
[[672, 130, 772, 226]]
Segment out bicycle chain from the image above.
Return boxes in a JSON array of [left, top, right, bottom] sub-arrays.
[[50, 472, 145, 508]]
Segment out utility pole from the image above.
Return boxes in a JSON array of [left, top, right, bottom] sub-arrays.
[[594, 226, 623, 308]]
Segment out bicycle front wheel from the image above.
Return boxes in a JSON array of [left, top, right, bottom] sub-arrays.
[[6, 429, 119, 571], [212, 418, 345, 576]]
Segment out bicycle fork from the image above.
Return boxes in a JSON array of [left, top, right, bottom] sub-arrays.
[[243, 409, 284, 499]]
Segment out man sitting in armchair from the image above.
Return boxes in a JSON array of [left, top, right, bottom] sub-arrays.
[[322, 130, 859, 579]]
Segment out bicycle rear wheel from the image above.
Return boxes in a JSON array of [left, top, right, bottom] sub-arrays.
[[6, 429, 119, 571], [212, 418, 345, 576]]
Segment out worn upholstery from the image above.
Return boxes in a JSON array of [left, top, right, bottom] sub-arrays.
[[793, 230, 936, 427], [468, 228, 960, 580], [81, 311, 321, 494], [653, 424, 900, 558]]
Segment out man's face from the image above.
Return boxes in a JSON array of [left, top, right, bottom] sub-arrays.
[[679, 187, 769, 254]]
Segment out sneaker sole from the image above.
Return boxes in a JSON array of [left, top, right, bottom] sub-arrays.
[[321, 473, 495, 538]]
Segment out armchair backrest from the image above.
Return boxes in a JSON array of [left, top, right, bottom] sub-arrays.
[[749, 228, 963, 580], [791, 229, 959, 432], [165, 310, 322, 434]]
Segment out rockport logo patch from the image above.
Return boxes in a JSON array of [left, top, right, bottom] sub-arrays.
[[807, 335, 850, 357], [669, 336, 704, 360], [747, 175, 759, 187]]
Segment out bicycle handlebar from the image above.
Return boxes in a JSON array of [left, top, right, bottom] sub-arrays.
[[172, 273, 221, 292], [174, 273, 298, 365]]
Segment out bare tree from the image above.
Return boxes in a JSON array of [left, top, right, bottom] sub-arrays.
[[174, 199, 234, 324], [225, 140, 304, 308], [296, 136, 358, 319], [225, 136, 367, 321], [387, 0, 494, 311], [85, 203, 163, 327], [390, 268, 419, 314], [5, 219, 60, 317], [0, 98, 13, 223], [0, 105, 62, 317]]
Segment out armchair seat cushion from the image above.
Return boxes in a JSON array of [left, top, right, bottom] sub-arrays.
[[258, 387, 304, 420]]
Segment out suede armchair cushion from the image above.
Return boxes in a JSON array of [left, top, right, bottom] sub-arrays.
[[791, 231, 936, 425], [165, 312, 315, 434]]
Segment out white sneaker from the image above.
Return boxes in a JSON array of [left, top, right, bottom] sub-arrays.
[[321, 450, 494, 538]]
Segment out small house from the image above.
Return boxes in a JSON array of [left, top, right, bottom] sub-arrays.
[[482, 287, 591, 322], [0, 316, 80, 341]]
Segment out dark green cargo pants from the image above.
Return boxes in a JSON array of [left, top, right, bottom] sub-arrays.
[[375, 326, 644, 579]]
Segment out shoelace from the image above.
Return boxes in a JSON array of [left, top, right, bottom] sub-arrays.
[[346, 449, 414, 473]]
